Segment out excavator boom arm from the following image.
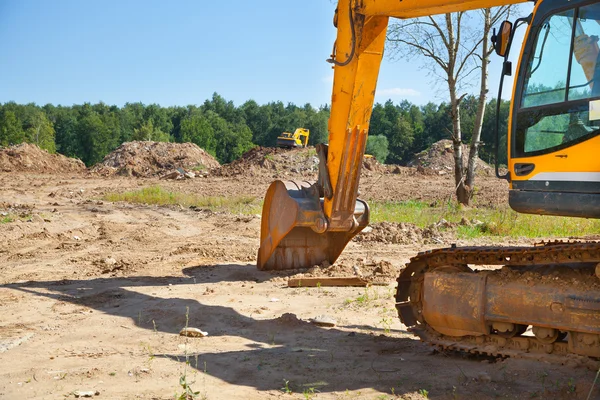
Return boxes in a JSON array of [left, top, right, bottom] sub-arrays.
[[325, 0, 528, 227], [258, 0, 528, 270], [357, 0, 526, 19]]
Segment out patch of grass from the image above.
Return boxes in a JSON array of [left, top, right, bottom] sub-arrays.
[[281, 379, 293, 394], [0, 215, 14, 224], [305, 148, 317, 157], [104, 186, 261, 215], [369, 200, 600, 239], [175, 306, 205, 400], [191, 164, 206, 171]]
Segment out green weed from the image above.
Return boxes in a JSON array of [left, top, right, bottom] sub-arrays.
[[104, 186, 260, 215], [369, 200, 600, 239], [281, 379, 293, 394], [303, 387, 318, 399], [175, 306, 205, 400]]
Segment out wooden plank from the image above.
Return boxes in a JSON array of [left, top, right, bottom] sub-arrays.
[[287, 277, 369, 287]]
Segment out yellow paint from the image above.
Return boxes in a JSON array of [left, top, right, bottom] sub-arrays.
[[324, 0, 528, 219]]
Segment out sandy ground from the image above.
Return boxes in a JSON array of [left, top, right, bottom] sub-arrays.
[[0, 172, 598, 400]]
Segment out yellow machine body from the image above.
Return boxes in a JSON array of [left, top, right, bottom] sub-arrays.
[[276, 128, 310, 148], [258, 0, 527, 270], [258, 0, 600, 363]]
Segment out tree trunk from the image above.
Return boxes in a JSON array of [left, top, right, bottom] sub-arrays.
[[450, 84, 470, 205], [465, 8, 492, 197]]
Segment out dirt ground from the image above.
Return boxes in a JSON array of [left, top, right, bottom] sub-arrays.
[[0, 169, 598, 400]]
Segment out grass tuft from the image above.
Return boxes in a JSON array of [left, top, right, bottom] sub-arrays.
[[103, 186, 261, 215], [369, 199, 600, 239]]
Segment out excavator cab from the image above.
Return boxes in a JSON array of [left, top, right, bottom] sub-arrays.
[[503, 1, 600, 218]]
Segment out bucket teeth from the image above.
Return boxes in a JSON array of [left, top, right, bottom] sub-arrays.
[[257, 180, 369, 270]]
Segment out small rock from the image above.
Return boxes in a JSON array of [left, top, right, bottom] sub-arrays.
[[361, 226, 373, 233], [160, 171, 181, 180], [184, 172, 195, 179], [29, 214, 45, 223], [311, 315, 336, 327], [73, 236, 81, 241], [104, 257, 117, 266], [179, 327, 208, 337], [269, 298, 280, 302], [476, 372, 492, 383], [73, 390, 99, 398]]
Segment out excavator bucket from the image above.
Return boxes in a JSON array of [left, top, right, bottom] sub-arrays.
[[257, 180, 369, 270]]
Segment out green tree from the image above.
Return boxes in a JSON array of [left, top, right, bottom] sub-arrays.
[[54, 107, 80, 157], [132, 120, 170, 142], [204, 110, 253, 163], [366, 134, 389, 163], [387, 114, 414, 164], [24, 110, 56, 153], [180, 112, 217, 154], [76, 108, 113, 166], [0, 110, 25, 146], [480, 98, 510, 165]]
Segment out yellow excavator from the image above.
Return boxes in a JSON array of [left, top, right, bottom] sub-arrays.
[[258, 0, 600, 364], [276, 128, 310, 148]]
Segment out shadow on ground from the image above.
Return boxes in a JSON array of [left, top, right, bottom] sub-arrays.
[[4, 263, 594, 399]]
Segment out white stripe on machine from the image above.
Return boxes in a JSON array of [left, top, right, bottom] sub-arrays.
[[529, 172, 600, 182]]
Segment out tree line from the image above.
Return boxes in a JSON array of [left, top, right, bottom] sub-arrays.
[[0, 92, 510, 167]]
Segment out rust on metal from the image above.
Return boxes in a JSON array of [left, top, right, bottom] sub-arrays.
[[257, 179, 369, 270], [396, 241, 600, 361]]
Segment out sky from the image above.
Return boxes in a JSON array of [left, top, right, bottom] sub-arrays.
[[0, 0, 534, 108]]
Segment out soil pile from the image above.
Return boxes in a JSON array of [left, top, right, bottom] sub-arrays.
[[215, 146, 407, 179], [214, 146, 319, 178], [355, 220, 457, 245], [408, 139, 492, 175], [362, 156, 392, 176], [0, 143, 86, 173], [91, 141, 220, 177], [290, 258, 400, 284]]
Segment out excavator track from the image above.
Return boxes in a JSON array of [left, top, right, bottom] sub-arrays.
[[395, 241, 600, 368]]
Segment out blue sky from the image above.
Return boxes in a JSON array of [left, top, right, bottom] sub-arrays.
[[0, 0, 533, 108]]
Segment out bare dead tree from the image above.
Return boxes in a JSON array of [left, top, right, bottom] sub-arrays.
[[386, 7, 515, 205]]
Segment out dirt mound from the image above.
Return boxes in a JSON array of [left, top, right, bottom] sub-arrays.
[[408, 139, 492, 176], [215, 146, 405, 179], [91, 141, 220, 177], [0, 143, 86, 173], [290, 258, 400, 284], [214, 146, 319, 178], [355, 220, 457, 245], [361, 156, 392, 175]]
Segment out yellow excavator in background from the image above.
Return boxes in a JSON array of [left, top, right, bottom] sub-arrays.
[[258, 0, 600, 364], [276, 128, 310, 148]]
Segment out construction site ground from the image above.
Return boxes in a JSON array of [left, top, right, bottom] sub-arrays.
[[0, 147, 598, 399]]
